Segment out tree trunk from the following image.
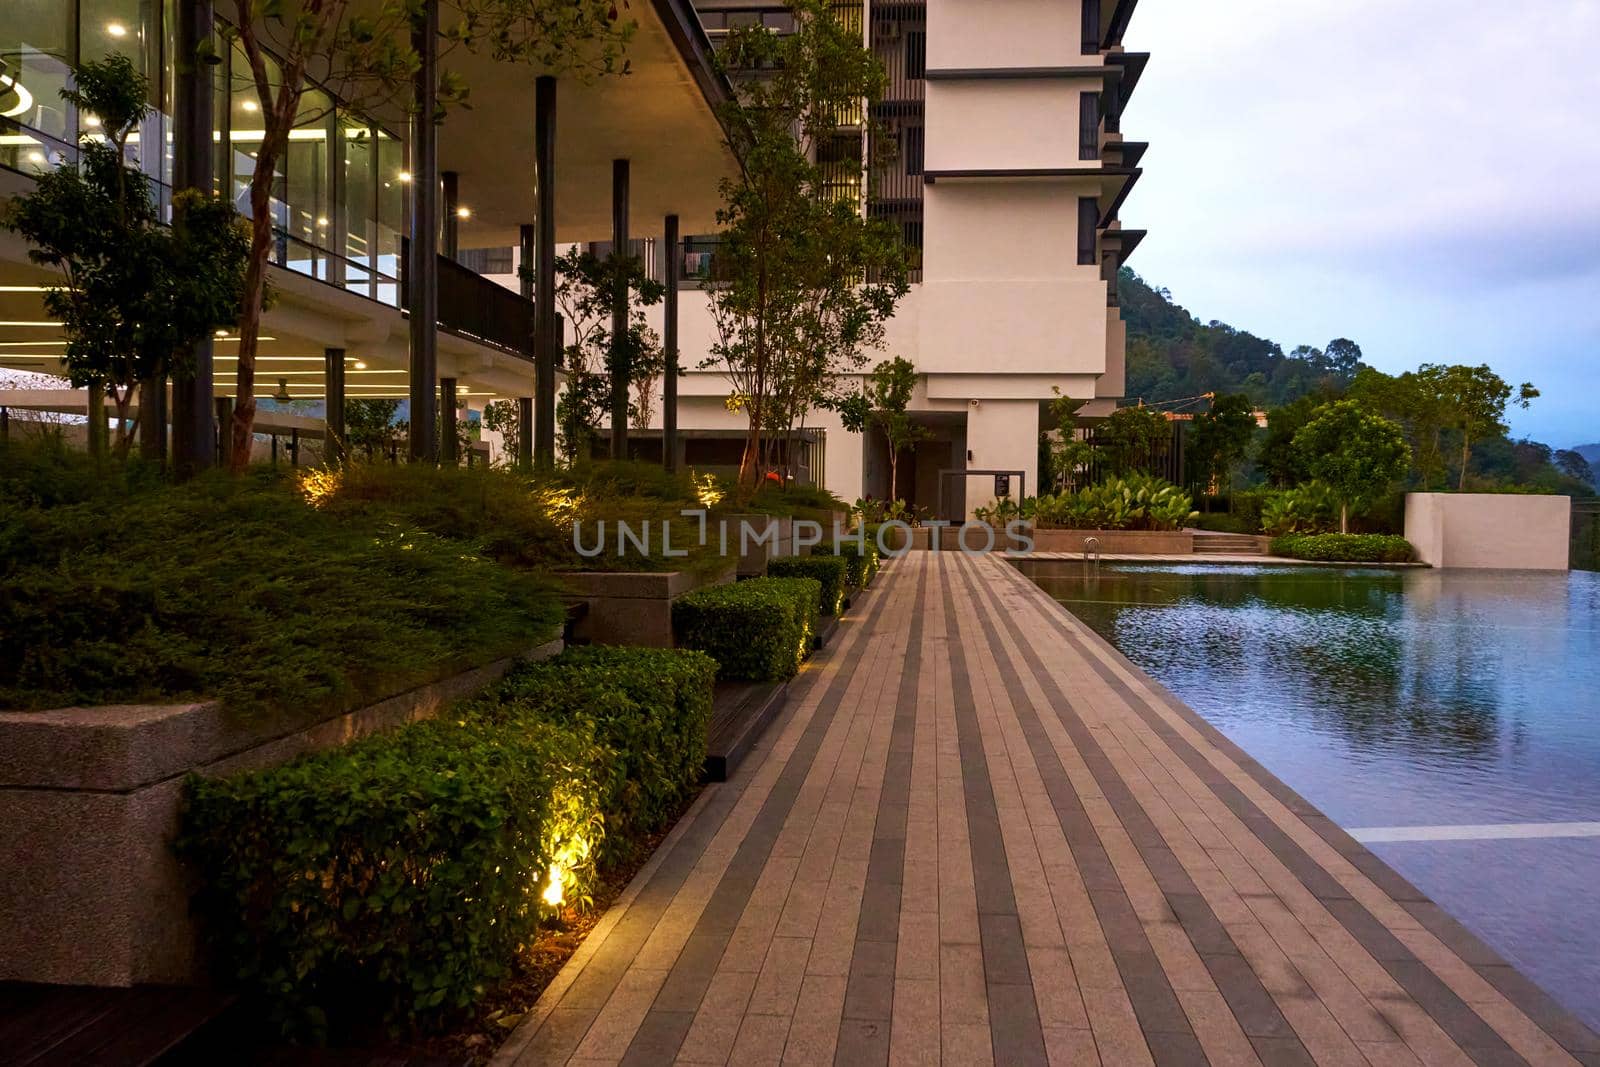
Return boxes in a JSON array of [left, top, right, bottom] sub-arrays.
[[738, 409, 763, 492], [1458, 433, 1470, 491], [86, 383, 107, 459], [230, 200, 274, 472], [887, 438, 898, 503], [1340, 501, 1349, 534]]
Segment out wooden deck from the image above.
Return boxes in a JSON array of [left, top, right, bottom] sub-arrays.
[[0, 982, 232, 1066], [494, 552, 1599, 1066]]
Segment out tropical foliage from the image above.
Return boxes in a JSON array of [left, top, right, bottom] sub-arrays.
[[1293, 401, 1410, 533], [1026, 475, 1197, 531]]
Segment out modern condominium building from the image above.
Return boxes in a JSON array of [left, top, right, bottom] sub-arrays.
[[664, 0, 1146, 517]]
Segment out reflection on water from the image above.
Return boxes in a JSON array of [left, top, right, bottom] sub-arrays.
[[1018, 562, 1600, 1027]]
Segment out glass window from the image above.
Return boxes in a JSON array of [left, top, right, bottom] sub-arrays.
[[1, 0, 74, 173], [81, 1, 159, 179], [375, 129, 405, 304], [284, 86, 332, 277], [342, 117, 375, 299]]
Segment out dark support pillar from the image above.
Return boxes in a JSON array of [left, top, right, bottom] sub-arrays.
[[214, 395, 233, 468], [324, 347, 346, 462], [663, 213, 679, 471], [290, 428, 299, 467], [533, 76, 557, 469], [408, 0, 440, 464], [440, 377, 458, 465], [138, 377, 167, 462], [517, 396, 533, 470], [441, 170, 459, 260], [608, 158, 630, 461], [171, 0, 216, 478], [518, 223, 535, 299]]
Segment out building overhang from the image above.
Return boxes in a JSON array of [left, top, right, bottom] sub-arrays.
[[922, 164, 1140, 224], [925, 66, 1120, 84], [1101, 0, 1140, 50], [1108, 52, 1149, 108], [1103, 228, 1147, 264], [437, 0, 738, 248]]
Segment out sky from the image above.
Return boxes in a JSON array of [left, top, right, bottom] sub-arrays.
[[1122, 0, 1600, 449]]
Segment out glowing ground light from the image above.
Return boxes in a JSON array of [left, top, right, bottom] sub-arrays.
[[541, 863, 565, 907], [296, 468, 342, 507]]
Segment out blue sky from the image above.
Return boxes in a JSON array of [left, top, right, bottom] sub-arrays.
[[1123, 0, 1600, 448]]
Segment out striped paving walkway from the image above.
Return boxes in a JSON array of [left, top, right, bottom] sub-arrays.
[[495, 552, 1600, 1066]]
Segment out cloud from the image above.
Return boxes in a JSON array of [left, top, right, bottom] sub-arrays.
[[1122, 0, 1600, 442]]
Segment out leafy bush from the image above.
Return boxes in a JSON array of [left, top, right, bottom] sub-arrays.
[[0, 448, 561, 716], [1189, 512, 1253, 534], [814, 538, 879, 588], [768, 554, 849, 615], [178, 714, 607, 1036], [673, 577, 821, 681], [1270, 533, 1417, 563], [1260, 482, 1340, 536], [1028, 475, 1197, 531], [480, 646, 716, 863]]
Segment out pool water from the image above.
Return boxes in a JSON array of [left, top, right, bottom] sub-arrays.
[[1017, 561, 1600, 1029]]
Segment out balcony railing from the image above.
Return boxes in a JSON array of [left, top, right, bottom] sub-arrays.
[[400, 239, 537, 359]]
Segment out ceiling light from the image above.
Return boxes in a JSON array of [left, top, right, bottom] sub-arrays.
[[26, 151, 45, 164], [214, 329, 228, 337], [106, 22, 129, 38], [316, 216, 329, 227], [397, 170, 412, 183], [84, 115, 101, 128], [353, 360, 368, 369], [0, 74, 35, 119], [273, 378, 292, 402], [240, 99, 258, 113], [0, 321, 60, 327], [455, 206, 471, 219]]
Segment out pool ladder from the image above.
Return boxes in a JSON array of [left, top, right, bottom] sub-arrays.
[[1083, 536, 1101, 570]]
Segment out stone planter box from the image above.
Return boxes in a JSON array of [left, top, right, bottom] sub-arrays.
[[1031, 528, 1195, 554], [0, 638, 563, 988], [719, 515, 794, 577], [562, 560, 738, 647]]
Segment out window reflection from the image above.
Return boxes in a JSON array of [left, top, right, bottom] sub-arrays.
[[1, 0, 73, 173]]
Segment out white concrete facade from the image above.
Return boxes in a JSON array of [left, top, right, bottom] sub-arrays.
[[660, 0, 1144, 518]]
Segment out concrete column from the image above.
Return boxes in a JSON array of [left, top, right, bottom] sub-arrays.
[[407, 0, 440, 463], [533, 76, 557, 469], [170, 0, 216, 477], [440, 377, 458, 465], [609, 158, 630, 460], [441, 170, 459, 260], [517, 396, 533, 469], [963, 399, 1039, 520], [518, 222, 535, 299], [662, 213, 679, 470], [323, 347, 346, 461]]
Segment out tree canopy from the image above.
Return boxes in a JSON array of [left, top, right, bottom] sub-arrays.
[[1294, 400, 1410, 532]]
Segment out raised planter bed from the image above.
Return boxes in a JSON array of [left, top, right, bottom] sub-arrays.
[[1031, 528, 1195, 554], [0, 638, 563, 988], [561, 560, 738, 647]]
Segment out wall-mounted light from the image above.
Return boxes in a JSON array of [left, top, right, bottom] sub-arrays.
[[240, 99, 258, 113], [455, 206, 471, 219], [84, 115, 101, 128], [106, 22, 129, 38], [397, 170, 413, 183], [315, 216, 329, 228]]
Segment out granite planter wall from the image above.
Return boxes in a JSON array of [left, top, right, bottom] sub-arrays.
[[562, 559, 738, 646], [1031, 529, 1195, 554], [0, 638, 562, 988]]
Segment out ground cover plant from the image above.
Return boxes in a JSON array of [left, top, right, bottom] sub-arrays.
[[0, 440, 562, 716], [672, 576, 821, 681], [1270, 533, 1417, 563]]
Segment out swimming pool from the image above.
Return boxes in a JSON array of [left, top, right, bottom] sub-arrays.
[[1016, 561, 1600, 1029]]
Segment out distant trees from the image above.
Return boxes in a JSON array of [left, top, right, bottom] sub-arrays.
[[1556, 449, 1596, 487], [1435, 364, 1539, 491], [1042, 389, 1099, 492], [840, 357, 926, 504], [1098, 406, 1171, 477], [1294, 401, 1410, 532]]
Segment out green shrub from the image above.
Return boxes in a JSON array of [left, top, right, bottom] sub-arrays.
[[1189, 512, 1252, 534], [814, 538, 880, 588], [481, 646, 716, 863], [0, 455, 561, 716], [1261, 482, 1339, 536], [1028, 475, 1197, 531], [1270, 533, 1417, 563], [673, 577, 821, 681], [767, 554, 849, 615], [178, 714, 607, 1037]]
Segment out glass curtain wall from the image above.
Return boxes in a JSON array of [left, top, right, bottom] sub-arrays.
[[1, 2, 406, 307]]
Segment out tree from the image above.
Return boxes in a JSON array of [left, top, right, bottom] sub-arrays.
[[482, 399, 520, 465], [1, 55, 248, 459], [218, 0, 633, 470], [1347, 365, 1452, 490], [1294, 400, 1410, 532], [1555, 449, 1596, 487], [344, 398, 402, 460], [1097, 405, 1171, 477], [1042, 388, 1098, 492], [1260, 394, 1331, 487], [1186, 393, 1257, 497], [701, 0, 907, 494], [551, 247, 665, 461], [840, 357, 927, 503], [1432, 364, 1539, 490]]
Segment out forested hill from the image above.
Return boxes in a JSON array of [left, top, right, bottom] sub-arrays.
[[1120, 269, 1359, 408]]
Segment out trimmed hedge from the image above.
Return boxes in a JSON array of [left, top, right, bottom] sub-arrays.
[[672, 576, 821, 682], [480, 646, 716, 863], [768, 554, 849, 615], [814, 539, 880, 589], [179, 714, 606, 1036], [178, 646, 717, 1036], [1270, 533, 1417, 563]]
